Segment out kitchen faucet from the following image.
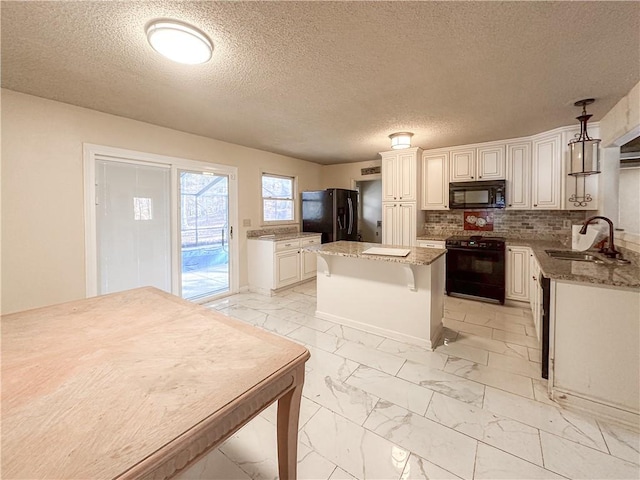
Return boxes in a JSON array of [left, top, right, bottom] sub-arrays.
[[579, 216, 621, 258]]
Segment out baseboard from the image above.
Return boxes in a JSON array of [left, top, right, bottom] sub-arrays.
[[315, 310, 441, 350]]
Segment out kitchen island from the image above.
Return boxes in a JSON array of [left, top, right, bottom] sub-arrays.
[[306, 241, 447, 349]]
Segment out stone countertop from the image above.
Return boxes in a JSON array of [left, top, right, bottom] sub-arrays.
[[507, 239, 640, 289], [248, 232, 322, 242], [305, 241, 446, 266], [416, 234, 640, 289]]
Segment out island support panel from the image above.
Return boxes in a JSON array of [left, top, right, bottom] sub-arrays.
[[315, 254, 445, 349]]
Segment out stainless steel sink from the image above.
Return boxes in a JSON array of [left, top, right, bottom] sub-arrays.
[[545, 250, 604, 263]]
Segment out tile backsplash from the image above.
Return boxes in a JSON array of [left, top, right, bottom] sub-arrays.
[[424, 210, 592, 239]]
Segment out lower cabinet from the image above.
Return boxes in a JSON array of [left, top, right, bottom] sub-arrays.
[[382, 202, 421, 246], [505, 246, 531, 302], [248, 235, 321, 295], [530, 252, 542, 341]]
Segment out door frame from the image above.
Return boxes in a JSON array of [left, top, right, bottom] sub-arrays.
[[83, 143, 239, 301]]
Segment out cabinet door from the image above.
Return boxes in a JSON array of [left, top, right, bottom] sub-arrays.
[[381, 203, 398, 245], [506, 246, 530, 302], [450, 149, 476, 181], [532, 134, 561, 209], [381, 155, 398, 201], [275, 250, 300, 288], [506, 142, 531, 209], [301, 250, 317, 280], [421, 152, 449, 209], [477, 145, 505, 180], [397, 152, 417, 201], [398, 203, 416, 247]]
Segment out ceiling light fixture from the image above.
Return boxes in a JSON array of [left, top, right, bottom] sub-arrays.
[[389, 132, 414, 150], [146, 20, 213, 65], [568, 99, 600, 176]]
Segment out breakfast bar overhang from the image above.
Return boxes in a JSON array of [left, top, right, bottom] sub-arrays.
[[306, 241, 447, 349]]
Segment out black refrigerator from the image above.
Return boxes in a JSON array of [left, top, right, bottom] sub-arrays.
[[301, 189, 358, 243]]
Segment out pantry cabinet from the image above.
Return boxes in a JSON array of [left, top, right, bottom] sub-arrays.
[[420, 152, 449, 210], [505, 246, 530, 302], [248, 235, 321, 295], [381, 148, 420, 202], [381, 148, 423, 245], [450, 145, 505, 182], [382, 202, 418, 246], [506, 142, 531, 209], [531, 133, 562, 209]]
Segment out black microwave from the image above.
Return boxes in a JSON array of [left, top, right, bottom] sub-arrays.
[[449, 180, 506, 209]]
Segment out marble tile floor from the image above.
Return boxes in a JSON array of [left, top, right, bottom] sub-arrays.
[[177, 281, 640, 480]]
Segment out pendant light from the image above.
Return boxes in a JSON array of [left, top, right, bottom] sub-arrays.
[[389, 132, 413, 150], [568, 99, 601, 176]]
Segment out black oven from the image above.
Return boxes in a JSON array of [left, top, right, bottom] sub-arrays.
[[445, 236, 506, 304]]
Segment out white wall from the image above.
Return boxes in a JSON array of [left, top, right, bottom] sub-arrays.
[[1, 90, 322, 314], [321, 159, 381, 190], [619, 168, 640, 235]]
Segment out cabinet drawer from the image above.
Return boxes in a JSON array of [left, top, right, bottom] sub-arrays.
[[275, 239, 301, 251], [418, 241, 445, 249], [301, 236, 321, 247]]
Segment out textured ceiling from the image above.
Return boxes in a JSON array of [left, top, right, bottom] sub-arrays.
[[2, 1, 639, 165]]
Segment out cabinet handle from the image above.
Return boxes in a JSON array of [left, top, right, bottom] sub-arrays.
[[479, 176, 482, 179], [394, 197, 397, 200], [508, 248, 512, 251], [533, 204, 538, 207]]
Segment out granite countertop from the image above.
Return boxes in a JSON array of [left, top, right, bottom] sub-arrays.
[[416, 233, 640, 289], [249, 232, 322, 242], [507, 239, 640, 289], [305, 241, 446, 266]]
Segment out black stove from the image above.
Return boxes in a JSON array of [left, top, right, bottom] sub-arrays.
[[445, 235, 506, 304]]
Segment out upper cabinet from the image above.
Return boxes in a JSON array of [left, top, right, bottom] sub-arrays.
[[381, 148, 421, 202], [419, 124, 599, 211], [532, 133, 562, 209], [421, 152, 449, 210], [450, 145, 505, 182], [506, 142, 531, 209]]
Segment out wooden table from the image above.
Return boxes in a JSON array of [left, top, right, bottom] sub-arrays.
[[1, 287, 309, 479]]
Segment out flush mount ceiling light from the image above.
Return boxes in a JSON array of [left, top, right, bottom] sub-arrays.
[[389, 132, 414, 150], [568, 99, 601, 176], [146, 20, 213, 65]]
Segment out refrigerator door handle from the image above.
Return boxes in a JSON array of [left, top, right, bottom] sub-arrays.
[[337, 215, 343, 230], [347, 197, 353, 235]]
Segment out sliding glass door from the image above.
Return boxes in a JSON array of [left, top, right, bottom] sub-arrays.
[[179, 170, 230, 300], [95, 160, 171, 295], [87, 145, 238, 302]]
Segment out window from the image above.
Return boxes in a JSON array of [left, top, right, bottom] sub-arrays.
[[262, 173, 295, 223]]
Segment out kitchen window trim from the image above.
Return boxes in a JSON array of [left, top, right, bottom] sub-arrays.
[[260, 170, 298, 226]]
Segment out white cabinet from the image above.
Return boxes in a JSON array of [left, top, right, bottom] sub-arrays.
[[477, 145, 506, 180], [506, 246, 530, 302], [529, 252, 542, 341], [417, 240, 445, 248], [421, 152, 449, 210], [381, 148, 421, 202], [275, 249, 300, 288], [381, 148, 423, 246], [450, 149, 476, 181], [450, 145, 505, 182], [382, 202, 418, 246], [506, 142, 531, 209], [248, 235, 321, 295], [532, 133, 562, 209], [301, 237, 320, 280]]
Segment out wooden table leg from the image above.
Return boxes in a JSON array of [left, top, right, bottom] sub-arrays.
[[277, 367, 305, 480]]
